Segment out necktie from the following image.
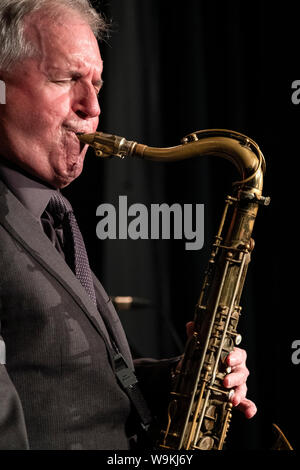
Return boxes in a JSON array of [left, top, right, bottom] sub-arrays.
[[48, 192, 97, 306]]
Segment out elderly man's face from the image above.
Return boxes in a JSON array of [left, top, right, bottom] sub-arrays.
[[0, 11, 102, 188]]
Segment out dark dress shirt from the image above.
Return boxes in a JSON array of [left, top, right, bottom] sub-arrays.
[[0, 159, 66, 257]]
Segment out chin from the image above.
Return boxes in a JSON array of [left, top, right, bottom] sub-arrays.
[[53, 165, 83, 188], [49, 147, 86, 187], [62, 150, 87, 184]]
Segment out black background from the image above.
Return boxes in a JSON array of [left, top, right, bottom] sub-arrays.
[[63, 0, 300, 451]]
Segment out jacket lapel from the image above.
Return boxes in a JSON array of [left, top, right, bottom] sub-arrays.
[[0, 180, 127, 358]]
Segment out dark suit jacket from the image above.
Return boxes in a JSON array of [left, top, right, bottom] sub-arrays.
[[0, 178, 175, 450]]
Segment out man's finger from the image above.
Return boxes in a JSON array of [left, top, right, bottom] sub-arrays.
[[236, 398, 257, 419], [227, 347, 247, 367], [223, 366, 249, 388], [185, 321, 194, 338], [230, 383, 247, 407]]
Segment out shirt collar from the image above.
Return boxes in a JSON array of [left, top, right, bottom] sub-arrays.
[[0, 157, 58, 219]]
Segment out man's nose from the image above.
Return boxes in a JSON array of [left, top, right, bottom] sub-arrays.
[[72, 84, 101, 119]]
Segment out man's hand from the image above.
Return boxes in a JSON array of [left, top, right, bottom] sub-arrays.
[[223, 346, 257, 419], [185, 321, 257, 419]]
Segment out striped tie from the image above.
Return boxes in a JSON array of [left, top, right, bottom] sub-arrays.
[[48, 192, 97, 306]]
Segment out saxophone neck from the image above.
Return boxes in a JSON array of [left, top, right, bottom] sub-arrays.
[[77, 128, 267, 197]]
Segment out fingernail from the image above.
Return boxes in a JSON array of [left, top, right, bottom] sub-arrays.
[[228, 355, 237, 366], [224, 377, 231, 388]]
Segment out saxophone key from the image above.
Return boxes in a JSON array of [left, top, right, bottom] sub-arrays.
[[208, 385, 235, 401], [227, 331, 243, 345], [193, 436, 215, 450], [203, 405, 217, 431]]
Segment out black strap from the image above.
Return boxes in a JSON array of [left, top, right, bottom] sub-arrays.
[[113, 348, 152, 431]]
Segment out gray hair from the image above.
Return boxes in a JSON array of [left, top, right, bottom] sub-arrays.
[[0, 0, 109, 72]]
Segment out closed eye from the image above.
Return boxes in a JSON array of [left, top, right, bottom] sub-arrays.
[[94, 79, 104, 95], [53, 77, 103, 95], [53, 79, 72, 84]]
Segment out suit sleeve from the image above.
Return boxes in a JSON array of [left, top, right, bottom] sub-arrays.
[[0, 336, 29, 450]]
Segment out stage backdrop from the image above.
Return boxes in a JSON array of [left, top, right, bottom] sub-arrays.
[[63, 0, 299, 450]]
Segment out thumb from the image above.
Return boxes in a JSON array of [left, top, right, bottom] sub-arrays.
[[186, 321, 194, 338]]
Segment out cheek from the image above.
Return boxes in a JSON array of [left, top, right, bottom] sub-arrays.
[[6, 85, 72, 135], [31, 92, 72, 136]]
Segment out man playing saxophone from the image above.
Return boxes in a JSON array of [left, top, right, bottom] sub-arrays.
[[0, 0, 256, 450]]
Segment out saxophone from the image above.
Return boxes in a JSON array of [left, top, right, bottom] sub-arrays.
[[77, 129, 292, 451]]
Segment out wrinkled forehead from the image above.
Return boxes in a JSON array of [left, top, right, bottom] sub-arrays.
[[24, 9, 103, 74]]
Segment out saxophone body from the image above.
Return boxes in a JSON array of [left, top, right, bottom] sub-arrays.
[[77, 129, 291, 450]]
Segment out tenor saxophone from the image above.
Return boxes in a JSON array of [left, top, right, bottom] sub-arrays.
[[77, 129, 292, 451]]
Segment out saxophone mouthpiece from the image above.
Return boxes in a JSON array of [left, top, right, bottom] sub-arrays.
[[75, 131, 140, 159], [76, 133, 95, 145]]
